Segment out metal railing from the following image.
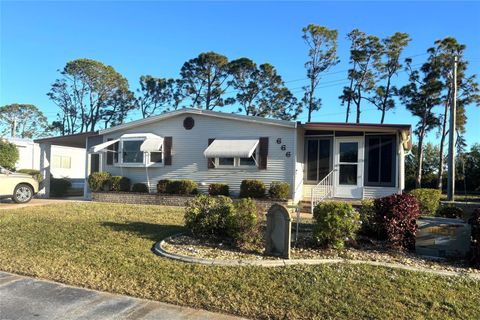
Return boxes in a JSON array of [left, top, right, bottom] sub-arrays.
[[310, 169, 335, 213]]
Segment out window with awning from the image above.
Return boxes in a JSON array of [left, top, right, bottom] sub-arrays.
[[140, 136, 164, 163], [90, 133, 166, 166], [204, 139, 259, 168]]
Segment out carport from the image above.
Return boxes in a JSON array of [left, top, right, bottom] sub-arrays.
[[34, 132, 99, 198]]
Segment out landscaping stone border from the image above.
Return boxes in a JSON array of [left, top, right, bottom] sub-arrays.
[[153, 234, 480, 280], [92, 191, 288, 211]]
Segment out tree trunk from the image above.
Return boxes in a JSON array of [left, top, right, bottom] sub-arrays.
[[416, 130, 425, 188], [345, 78, 354, 123], [356, 87, 361, 123], [380, 76, 392, 124], [345, 101, 351, 123], [437, 98, 449, 190], [11, 118, 16, 137], [307, 78, 315, 122]]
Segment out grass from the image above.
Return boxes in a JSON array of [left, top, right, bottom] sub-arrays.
[[0, 202, 479, 320], [440, 193, 480, 203]]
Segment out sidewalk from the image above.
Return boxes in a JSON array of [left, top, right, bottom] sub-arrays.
[[0, 271, 245, 320], [0, 198, 84, 210]]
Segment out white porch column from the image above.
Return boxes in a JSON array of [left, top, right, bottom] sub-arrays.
[[84, 152, 92, 200], [39, 142, 51, 198], [399, 145, 405, 193]]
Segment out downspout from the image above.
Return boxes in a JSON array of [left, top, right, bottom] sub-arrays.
[[291, 122, 298, 204], [145, 152, 151, 192]]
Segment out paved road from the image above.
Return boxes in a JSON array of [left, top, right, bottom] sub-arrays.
[[0, 272, 245, 320]]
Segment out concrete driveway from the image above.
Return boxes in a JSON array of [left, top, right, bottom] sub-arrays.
[[0, 198, 83, 210], [0, 271, 245, 320]]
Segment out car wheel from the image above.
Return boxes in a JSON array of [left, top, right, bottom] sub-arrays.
[[13, 184, 34, 203]]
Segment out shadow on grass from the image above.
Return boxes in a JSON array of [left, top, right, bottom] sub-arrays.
[[101, 221, 184, 241]]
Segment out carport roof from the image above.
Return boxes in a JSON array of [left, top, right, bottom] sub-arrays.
[[34, 132, 98, 148]]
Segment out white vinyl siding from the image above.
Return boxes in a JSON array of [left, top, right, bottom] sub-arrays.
[[102, 113, 296, 196], [363, 186, 401, 199]]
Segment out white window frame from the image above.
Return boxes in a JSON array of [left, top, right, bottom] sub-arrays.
[[52, 155, 71, 169], [115, 136, 164, 168], [214, 149, 259, 169]]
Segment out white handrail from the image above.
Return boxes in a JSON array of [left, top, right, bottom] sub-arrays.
[[310, 169, 335, 213]]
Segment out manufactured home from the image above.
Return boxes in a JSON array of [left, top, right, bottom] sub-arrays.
[[35, 108, 412, 206]]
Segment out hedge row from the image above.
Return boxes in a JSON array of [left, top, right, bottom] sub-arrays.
[[88, 172, 290, 199]]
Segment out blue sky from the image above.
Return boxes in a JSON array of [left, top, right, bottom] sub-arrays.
[[1, 1, 479, 146]]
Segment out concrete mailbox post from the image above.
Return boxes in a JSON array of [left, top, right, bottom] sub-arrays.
[[265, 204, 291, 259]]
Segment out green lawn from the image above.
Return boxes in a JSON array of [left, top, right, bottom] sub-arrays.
[[0, 202, 479, 320]]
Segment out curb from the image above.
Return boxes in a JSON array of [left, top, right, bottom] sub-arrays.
[[153, 234, 480, 280]]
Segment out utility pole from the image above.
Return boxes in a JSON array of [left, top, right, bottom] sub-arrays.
[[447, 55, 458, 201]]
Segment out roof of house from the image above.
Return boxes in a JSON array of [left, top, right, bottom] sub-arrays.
[[302, 122, 411, 132], [34, 131, 98, 148], [99, 108, 297, 134], [302, 122, 413, 150]]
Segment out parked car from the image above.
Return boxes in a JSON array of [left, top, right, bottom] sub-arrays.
[[0, 166, 39, 203]]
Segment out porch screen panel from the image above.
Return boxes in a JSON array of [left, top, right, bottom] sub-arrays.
[[318, 139, 330, 180], [367, 137, 380, 183], [365, 135, 395, 187], [380, 136, 394, 183], [307, 139, 318, 181]]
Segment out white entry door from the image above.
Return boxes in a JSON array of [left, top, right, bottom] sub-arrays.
[[334, 137, 363, 198]]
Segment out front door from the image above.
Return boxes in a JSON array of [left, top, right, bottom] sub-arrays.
[[334, 137, 363, 198]]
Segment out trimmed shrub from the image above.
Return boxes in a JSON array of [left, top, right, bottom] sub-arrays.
[[156, 180, 170, 193], [0, 139, 19, 170], [358, 199, 377, 236], [165, 179, 197, 195], [240, 180, 266, 198], [111, 176, 131, 192], [230, 198, 260, 246], [437, 205, 464, 219], [17, 169, 43, 183], [268, 181, 290, 200], [312, 202, 360, 249], [184, 195, 235, 239], [50, 177, 71, 197], [132, 183, 149, 193], [469, 208, 480, 269], [373, 193, 421, 250], [208, 183, 230, 196], [409, 188, 441, 216], [88, 172, 112, 192]]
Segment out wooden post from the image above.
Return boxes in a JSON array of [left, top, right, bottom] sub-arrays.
[[447, 55, 458, 201]]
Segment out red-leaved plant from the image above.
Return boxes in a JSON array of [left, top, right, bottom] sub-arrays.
[[373, 193, 421, 250], [469, 208, 480, 269]]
